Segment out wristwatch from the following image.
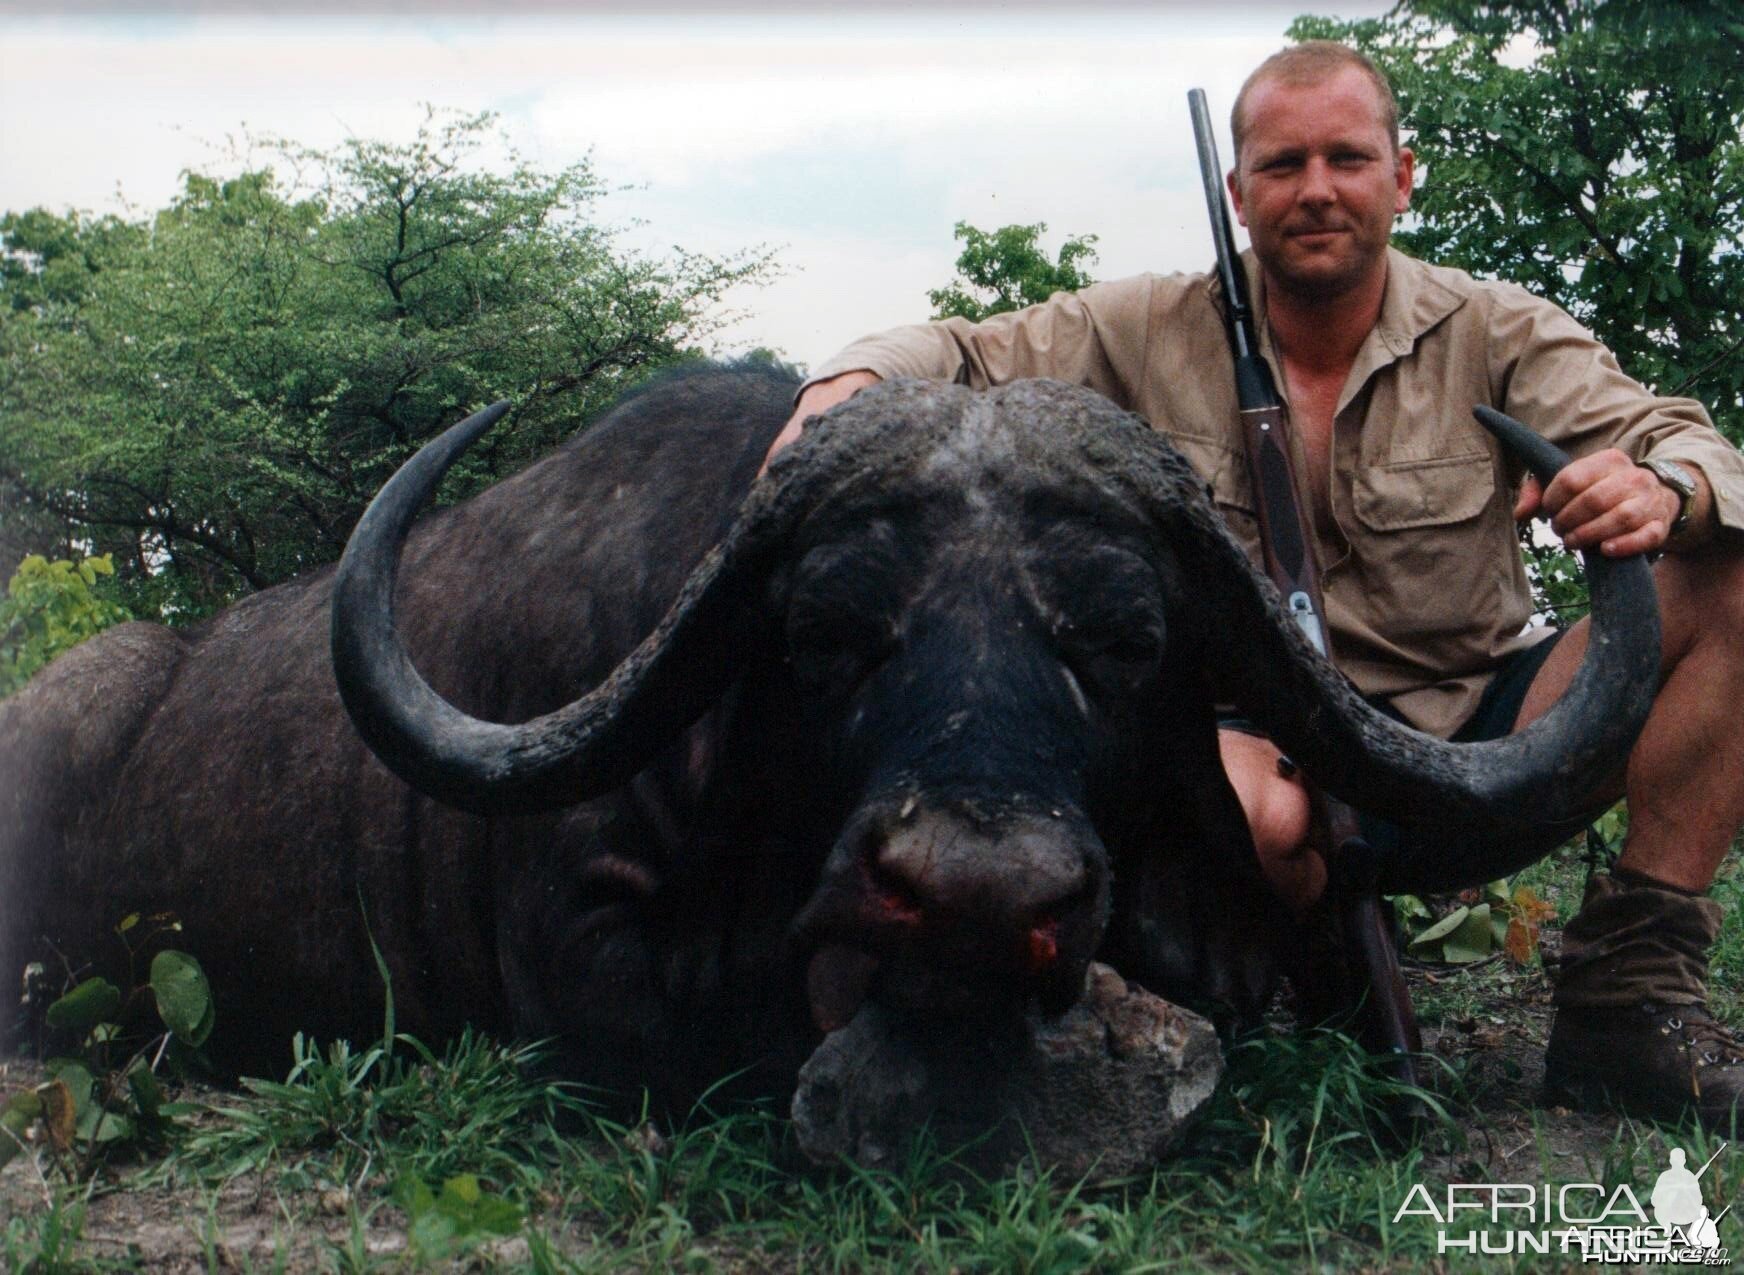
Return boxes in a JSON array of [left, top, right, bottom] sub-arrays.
[[1640, 458, 1698, 537]]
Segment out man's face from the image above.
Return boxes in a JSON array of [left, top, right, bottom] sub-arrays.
[[1228, 66, 1414, 302]]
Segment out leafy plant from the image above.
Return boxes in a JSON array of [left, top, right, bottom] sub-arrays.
[[1393, 878, 1559, 965], [0, 554, 129, 696], [1, 915, 213, 1178], [394, 1172, 525, 1264]]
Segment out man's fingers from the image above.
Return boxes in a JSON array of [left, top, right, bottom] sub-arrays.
[[1566, 501, 1667, 553], [1555, 487, 1675, 555], [1550, 469, 1641, 536], [1513, 474, 1543, 522], [758, 370, 882, 476], [1598, 525, 1669, 558], [760, 417, 805, 474], [1539, 446, 1636, 515]]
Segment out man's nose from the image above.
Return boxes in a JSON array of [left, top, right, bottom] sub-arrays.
[[1298, 157, 1336, 204]]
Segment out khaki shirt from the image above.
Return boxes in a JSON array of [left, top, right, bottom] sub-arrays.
[[808, 248, 1744, 737]]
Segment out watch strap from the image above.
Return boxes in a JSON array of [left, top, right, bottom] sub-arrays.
[[1641, 458, 1697, 537]]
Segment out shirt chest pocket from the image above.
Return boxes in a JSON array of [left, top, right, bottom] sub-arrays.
[[1349, 451, 1503, 641], [1352, 452, 1493, 531]]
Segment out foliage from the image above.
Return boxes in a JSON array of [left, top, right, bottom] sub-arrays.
[[0, 554, 130, 696], [928, 220, 1099, 322], [393, 1172, 526, 1264], [1394, 877, 1559, 964], [1293, 1, 1744, 619], [175, 1028, 592, 1194], [2, 915, 213, 1180], [0, 109, 776, 621]]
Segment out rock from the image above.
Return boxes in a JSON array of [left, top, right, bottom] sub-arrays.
[[791, 963, 1223, 1179]]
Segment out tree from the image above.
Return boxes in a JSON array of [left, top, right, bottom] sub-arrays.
[[1294, 1, 1744, 619], [928, 221, 1099, 322], [0, 554, 130, 696], [1294, 2, 1744, 446], [0, 110, 776, 620]]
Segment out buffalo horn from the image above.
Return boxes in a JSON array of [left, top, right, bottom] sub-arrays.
[[330, 393, 921, 815], [1124, 405, 1659, 895]]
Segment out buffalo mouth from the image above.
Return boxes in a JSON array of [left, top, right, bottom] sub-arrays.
[[790, 793, 1110, 1038]]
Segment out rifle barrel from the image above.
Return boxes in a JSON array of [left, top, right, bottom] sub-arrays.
[[1187, 88, 1259, 364]]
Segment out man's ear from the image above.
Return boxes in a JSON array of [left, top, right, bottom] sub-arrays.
[[1393, 147, 1415, 215], [1227, 168, 1247, 227]]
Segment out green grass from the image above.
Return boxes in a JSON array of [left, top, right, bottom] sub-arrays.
[[10, 836, 1744, 1270], [1, 1199, 118, 1274], [7, 1015, 1738, 1271], [169, 1027, 594, 1194]]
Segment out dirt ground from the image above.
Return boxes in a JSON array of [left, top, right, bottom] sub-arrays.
[[0, 946, 1676, 1271]]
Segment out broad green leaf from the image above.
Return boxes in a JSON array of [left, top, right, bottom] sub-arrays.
[[76, 1102, 134, 1145], [127, 1062, 166, 1122], [150, 949, 215, 1046], [436, 1174, 524, 1236], [44, 977, 121, 1035], [1392, 894, 1433, 923], [1441, 904, 1496, 964], [1408, 905, 1470, 950]]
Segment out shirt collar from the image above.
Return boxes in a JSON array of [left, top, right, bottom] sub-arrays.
[[1330, 248, 1466, 414], [1203, 246, 1469, 408], [1372, 247, 1468, 354]]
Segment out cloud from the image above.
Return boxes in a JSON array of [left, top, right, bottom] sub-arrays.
[[0, 9, 1381, 362]]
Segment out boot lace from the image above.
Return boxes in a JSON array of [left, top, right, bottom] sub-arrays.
[[1646, 1002, 1744, 1068]]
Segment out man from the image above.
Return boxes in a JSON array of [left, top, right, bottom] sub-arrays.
[[763, 41, 1744, 1126]]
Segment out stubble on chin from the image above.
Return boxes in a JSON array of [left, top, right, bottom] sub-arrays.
[[1262, 234, 1386, 306]]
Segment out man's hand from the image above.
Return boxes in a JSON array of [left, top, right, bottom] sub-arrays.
[[758, 370, 882, 476], [1513, 447, 1697, 557]]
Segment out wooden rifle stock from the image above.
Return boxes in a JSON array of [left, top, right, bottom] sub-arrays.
[[1187, 89, 1423, 1101]]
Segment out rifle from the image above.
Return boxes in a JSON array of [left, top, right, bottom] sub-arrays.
[[1186, 89, 1423, 1100]]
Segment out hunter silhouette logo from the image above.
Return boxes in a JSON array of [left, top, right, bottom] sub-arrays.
[[1394, 1142, 1732, 1263], [1652, 1146, 1729, 1256]]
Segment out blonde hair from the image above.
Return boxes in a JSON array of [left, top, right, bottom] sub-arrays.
[[1231, 41, 1400, 165]]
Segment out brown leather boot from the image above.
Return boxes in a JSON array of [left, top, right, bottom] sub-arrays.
[[1544, 873, 1744, 1128]]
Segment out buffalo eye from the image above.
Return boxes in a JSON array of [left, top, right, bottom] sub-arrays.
[[1035, 546, 1168, 693], [785, 608, 896, 698], [783, 540, 903, 699], [1054, 614, 1164, 687]]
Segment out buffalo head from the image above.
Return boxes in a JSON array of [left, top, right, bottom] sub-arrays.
[[332, 377, 1656, 1045]]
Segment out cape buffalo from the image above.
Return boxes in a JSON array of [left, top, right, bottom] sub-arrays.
[[1, 366, 1656, 1112]]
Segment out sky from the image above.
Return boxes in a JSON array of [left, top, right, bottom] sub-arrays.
[[0, 2, 1392, 369]]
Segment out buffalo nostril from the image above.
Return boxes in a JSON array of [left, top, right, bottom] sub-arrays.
[[874, 886, 922, 926], [862, 855, 924, 927], [1025, 919, 1061, 974]]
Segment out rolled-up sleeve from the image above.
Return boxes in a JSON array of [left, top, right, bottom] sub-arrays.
[[1486, 283, 1744, 535], [803, 276, 1159, 411]]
